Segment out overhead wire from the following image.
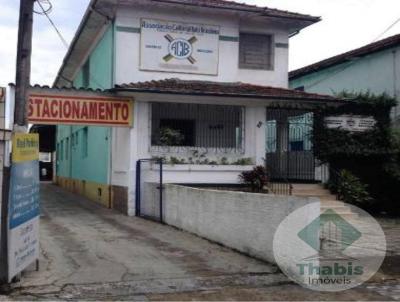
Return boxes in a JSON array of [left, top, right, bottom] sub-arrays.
[[373, 16, 400, 42], [297, 14, 400, 90], [34, 0, 106, 89]]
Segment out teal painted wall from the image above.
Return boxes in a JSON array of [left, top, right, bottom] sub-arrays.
[[290, 47, 399, 97], [56, 25, 114, 184]]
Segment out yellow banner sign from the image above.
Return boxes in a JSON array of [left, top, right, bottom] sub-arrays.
[[28, 94, 133, 127], [12, 133, 39, 163]]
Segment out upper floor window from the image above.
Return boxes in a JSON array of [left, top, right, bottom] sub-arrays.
[[239, 33, 273, 70]]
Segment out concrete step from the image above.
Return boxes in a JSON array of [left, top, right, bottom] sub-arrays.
[[290, 183, 358, 219], [291, 184, 326, 190], [293, 192, 336, 199], [320, 199, 344, 205], [320, 201, 358, 219], [321, 205, 352, 212]]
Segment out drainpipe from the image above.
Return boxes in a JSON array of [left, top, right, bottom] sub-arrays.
[[69, 126, 72, 180], [108, 128, 112, 209]]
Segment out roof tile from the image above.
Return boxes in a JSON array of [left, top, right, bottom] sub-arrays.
[[149, 0, 320, 21], [115, 78, 338, 102], [290, 33, 400, 79]]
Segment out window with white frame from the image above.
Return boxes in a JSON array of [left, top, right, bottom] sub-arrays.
[[239, 33, 274, 70], [151, 103, 244, 153]]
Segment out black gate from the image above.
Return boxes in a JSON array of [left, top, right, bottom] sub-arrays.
[[266, 109, 316, 181], [135, 159, 164, 222]]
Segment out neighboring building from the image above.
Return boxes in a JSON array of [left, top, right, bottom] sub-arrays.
[[289, 34, 400, 124], [53, 0, 340, 216]]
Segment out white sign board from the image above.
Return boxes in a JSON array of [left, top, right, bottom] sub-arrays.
[[325, 115, 377, 132], [8, 133, 40, 281], [140, 19, 220, 75]]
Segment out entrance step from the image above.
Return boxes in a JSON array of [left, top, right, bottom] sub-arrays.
[[291, 183, 359, 219], [321, 201, 358, 219]]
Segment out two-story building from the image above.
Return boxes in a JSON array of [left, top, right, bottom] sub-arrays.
[[53, 0, 340, 216]]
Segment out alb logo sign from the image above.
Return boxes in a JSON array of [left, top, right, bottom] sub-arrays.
[[164, 34, 197, 64], [140, 19, 220, 75]]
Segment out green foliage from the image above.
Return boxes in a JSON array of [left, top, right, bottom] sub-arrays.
[[313, 92, 399, 214], [313, 92, 397, 162], [239, 166, 268, 192], [335, 170, 373, 207], [162, 156, 253, 166], [169, 156, 186, 165], [231, 158, 253, 165], [158, 127, 184, 146], [220, 157, 229, 165]]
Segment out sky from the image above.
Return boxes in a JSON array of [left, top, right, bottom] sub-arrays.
[[0, 0, 399, 87]]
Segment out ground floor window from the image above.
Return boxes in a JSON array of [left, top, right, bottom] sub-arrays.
[[151, 102, 244, 153]]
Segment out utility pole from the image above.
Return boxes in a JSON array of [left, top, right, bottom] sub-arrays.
[[14, 0, 35, 129], [0, 0, 35, 284]]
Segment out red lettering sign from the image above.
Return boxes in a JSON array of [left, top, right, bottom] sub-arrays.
[[28, 94, 133, 127]]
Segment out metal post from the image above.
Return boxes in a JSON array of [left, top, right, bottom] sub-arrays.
[[135, 160, 141, 217], [159, 159, 163, 223], [0, 168, 10, 283]]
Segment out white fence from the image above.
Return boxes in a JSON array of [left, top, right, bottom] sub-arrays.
[[155, 184, 319, 264]]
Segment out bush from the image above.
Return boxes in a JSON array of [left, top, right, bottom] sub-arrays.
[[336, 170, 373, 207], [239, 166, 268, 192], [159, 127, 184, 146]]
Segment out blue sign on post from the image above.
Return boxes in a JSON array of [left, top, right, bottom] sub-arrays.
[[7, 133, 40, 281]]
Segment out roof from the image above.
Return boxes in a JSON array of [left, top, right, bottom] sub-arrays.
[[54, 0, 320, 88], [290, 33, 400, 80], [144, 0, 320, 22], [114, 78, 338, 102]]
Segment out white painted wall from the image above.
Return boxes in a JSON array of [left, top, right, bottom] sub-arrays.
[[111, 3, 293, 215], [114, 98, 267, 216], [159, 184, 319, 264], [115, 4, 289, 87]]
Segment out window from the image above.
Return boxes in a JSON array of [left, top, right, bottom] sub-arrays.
[[82, 127, 88, 158], [39, 152, 52, 162], [159, 119, 196, 146], [151, 103, 244, 153], [239, 33, 273, 70], [82, 60, 90, 88], [65, 138, 69, 160], [59, 141, 64, 160], [57, 142, 63, 161]]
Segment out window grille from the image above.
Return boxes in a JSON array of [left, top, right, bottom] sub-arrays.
[[151, 103, 244, 154]]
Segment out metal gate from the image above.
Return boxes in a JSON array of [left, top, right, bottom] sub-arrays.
[[266, 109, 316, 181], [135, 159, 164, 222]]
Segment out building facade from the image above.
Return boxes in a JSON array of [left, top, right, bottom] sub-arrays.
[[54, 0, 338, 215], [289, 34, 400, 124]]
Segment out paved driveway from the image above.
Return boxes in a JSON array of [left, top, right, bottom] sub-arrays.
[[4, 184, 397, 300]]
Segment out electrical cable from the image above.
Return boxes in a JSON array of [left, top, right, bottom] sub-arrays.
[[35, 0, 68, 48], [34, 0, 106, 89], [297, 15, 400, 90], [373, 16, 400, 42]]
